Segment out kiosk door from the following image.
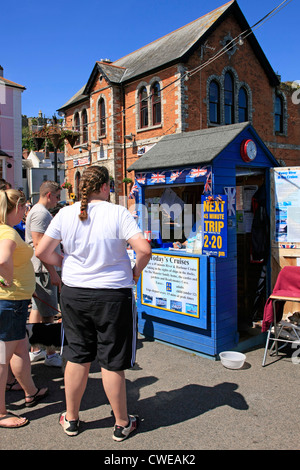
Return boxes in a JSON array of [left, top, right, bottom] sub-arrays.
[[236, 169, 269, 334]]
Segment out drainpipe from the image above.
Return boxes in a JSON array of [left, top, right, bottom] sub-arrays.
[[121, 83, 127, 197]]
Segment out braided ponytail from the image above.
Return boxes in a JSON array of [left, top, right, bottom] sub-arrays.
[[79, 166, 109, 221], [79, 187, 89, 221]]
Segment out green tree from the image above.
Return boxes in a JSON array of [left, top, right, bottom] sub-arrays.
[[22, 126, 35, 151]]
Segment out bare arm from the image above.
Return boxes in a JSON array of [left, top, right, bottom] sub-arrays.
[[0, 239, 17, 286], [32, 231, 62, 288], [128, 232, 152, 282], [35, 234, 63, 269]]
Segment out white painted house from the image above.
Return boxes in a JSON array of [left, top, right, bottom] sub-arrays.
[[0, 65, 25, 188], [23, 150, 66, 204]]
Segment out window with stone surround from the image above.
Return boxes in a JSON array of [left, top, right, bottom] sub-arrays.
[[139, 86, 148, 128], [136, 79, 163, 130], [82, 109, 88, 143], [207, 67, 252, 127], [238, 87, 248, 122], [74, 112, 80, 145], [98, 97, 106, 137], [209, 80, 220, 124], [151, 82, 161, 125], [274, 91, 287, 136], [224, 72, 234, 125]]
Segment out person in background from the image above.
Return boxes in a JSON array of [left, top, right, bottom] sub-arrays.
[[13, 196, 31, 241], [25, 181, 62, 367], [0, 179, 11, 190], [173, 203, 202, 248], [36, 166, 151, 440], [0, 189, 48, 428]]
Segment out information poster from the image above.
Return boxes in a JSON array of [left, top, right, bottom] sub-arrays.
[[201, 195, 228, 257], [141, 254, 199, 317], [273, 168, 300, 243]]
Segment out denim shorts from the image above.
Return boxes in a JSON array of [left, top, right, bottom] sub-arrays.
[[0, 299, 30, 341]]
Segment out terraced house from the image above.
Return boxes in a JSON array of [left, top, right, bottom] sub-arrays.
[[57, 0, 300, 202]]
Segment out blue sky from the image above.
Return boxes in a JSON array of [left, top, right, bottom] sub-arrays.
[[1, 0, 297, 118]]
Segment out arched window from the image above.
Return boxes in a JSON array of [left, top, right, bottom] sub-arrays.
[[75, 171, 81, 200], [151, 82, 161, 125], [74, 112, 80, 145], [238, 87, 248, 122], [275, 95, 283, 133], [224, 72, 234, 125], [139, 86, 148, 128], [209, 80, 220, 124], [99, 98, 106, 136], [82, 109, 88, 143]]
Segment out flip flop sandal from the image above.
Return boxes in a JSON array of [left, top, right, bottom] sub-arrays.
[[25, 387, 48, 408], [6, 379, 22, 392], [0, 412, 29, 428]]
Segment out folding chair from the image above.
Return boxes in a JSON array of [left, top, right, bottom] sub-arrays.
[[262, 294, 300, 366]]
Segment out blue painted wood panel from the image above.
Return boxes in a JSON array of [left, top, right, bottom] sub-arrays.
[[135, 124, 277, 356]]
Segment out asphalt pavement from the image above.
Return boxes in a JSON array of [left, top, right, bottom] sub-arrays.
[[1, 334, 300, 453]]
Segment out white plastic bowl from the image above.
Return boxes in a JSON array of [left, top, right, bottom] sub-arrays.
[[219, 351, 246, 369]]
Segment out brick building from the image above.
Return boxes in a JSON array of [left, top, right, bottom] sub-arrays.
[[57, 0, 300, 202]]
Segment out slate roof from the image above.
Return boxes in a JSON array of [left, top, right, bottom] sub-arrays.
[[57, 84, 88, 111], [113, 1, 233, 82], [58, 0, 279, 112], [128, 122, 251, 171]]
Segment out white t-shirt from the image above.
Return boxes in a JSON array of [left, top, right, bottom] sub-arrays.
[[45, 201, 142, 289]]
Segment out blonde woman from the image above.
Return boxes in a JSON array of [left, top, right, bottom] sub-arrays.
[[36, 166, 151, 440], [0, 189, 48, 429]]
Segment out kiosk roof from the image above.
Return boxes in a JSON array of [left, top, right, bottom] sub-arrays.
[[128, 122, 251, 171]]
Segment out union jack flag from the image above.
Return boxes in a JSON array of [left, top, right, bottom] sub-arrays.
[[136, 174, 146, 185], [150, 172, 165, 184], [204, 171, 212, 194], [169, 171, 182, 182], [128, 184, 139, 199], [189, 167, 207, 178], [224, 187, 236, 216]]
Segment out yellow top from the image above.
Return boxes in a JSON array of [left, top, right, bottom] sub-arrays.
[[0, 225, 35, 300]]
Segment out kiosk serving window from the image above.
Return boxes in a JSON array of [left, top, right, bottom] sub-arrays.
[[144, 183, 204, 243]]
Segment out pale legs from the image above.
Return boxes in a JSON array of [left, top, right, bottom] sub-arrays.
[[0, 337, 47, 427], [63, 361, 90, 422], [101, 368, 128, 427], [63, 361, 128, 427]]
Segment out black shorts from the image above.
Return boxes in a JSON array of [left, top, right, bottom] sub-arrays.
[[60, 285, 137, 370]]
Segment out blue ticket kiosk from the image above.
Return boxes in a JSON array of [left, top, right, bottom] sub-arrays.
[[128, 123, 278, 357]]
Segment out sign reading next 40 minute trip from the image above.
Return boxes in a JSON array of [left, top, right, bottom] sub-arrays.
[[201, 195, 228, 257]]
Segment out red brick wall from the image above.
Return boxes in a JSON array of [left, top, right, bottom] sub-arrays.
[[63, 12, 300, 198]]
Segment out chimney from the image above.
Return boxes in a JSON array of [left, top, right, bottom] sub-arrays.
[[45, 143, 50, 159], [0, 65, 3, 77]]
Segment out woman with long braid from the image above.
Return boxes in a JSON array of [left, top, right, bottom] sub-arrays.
[[36, 166, 151, 440]]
